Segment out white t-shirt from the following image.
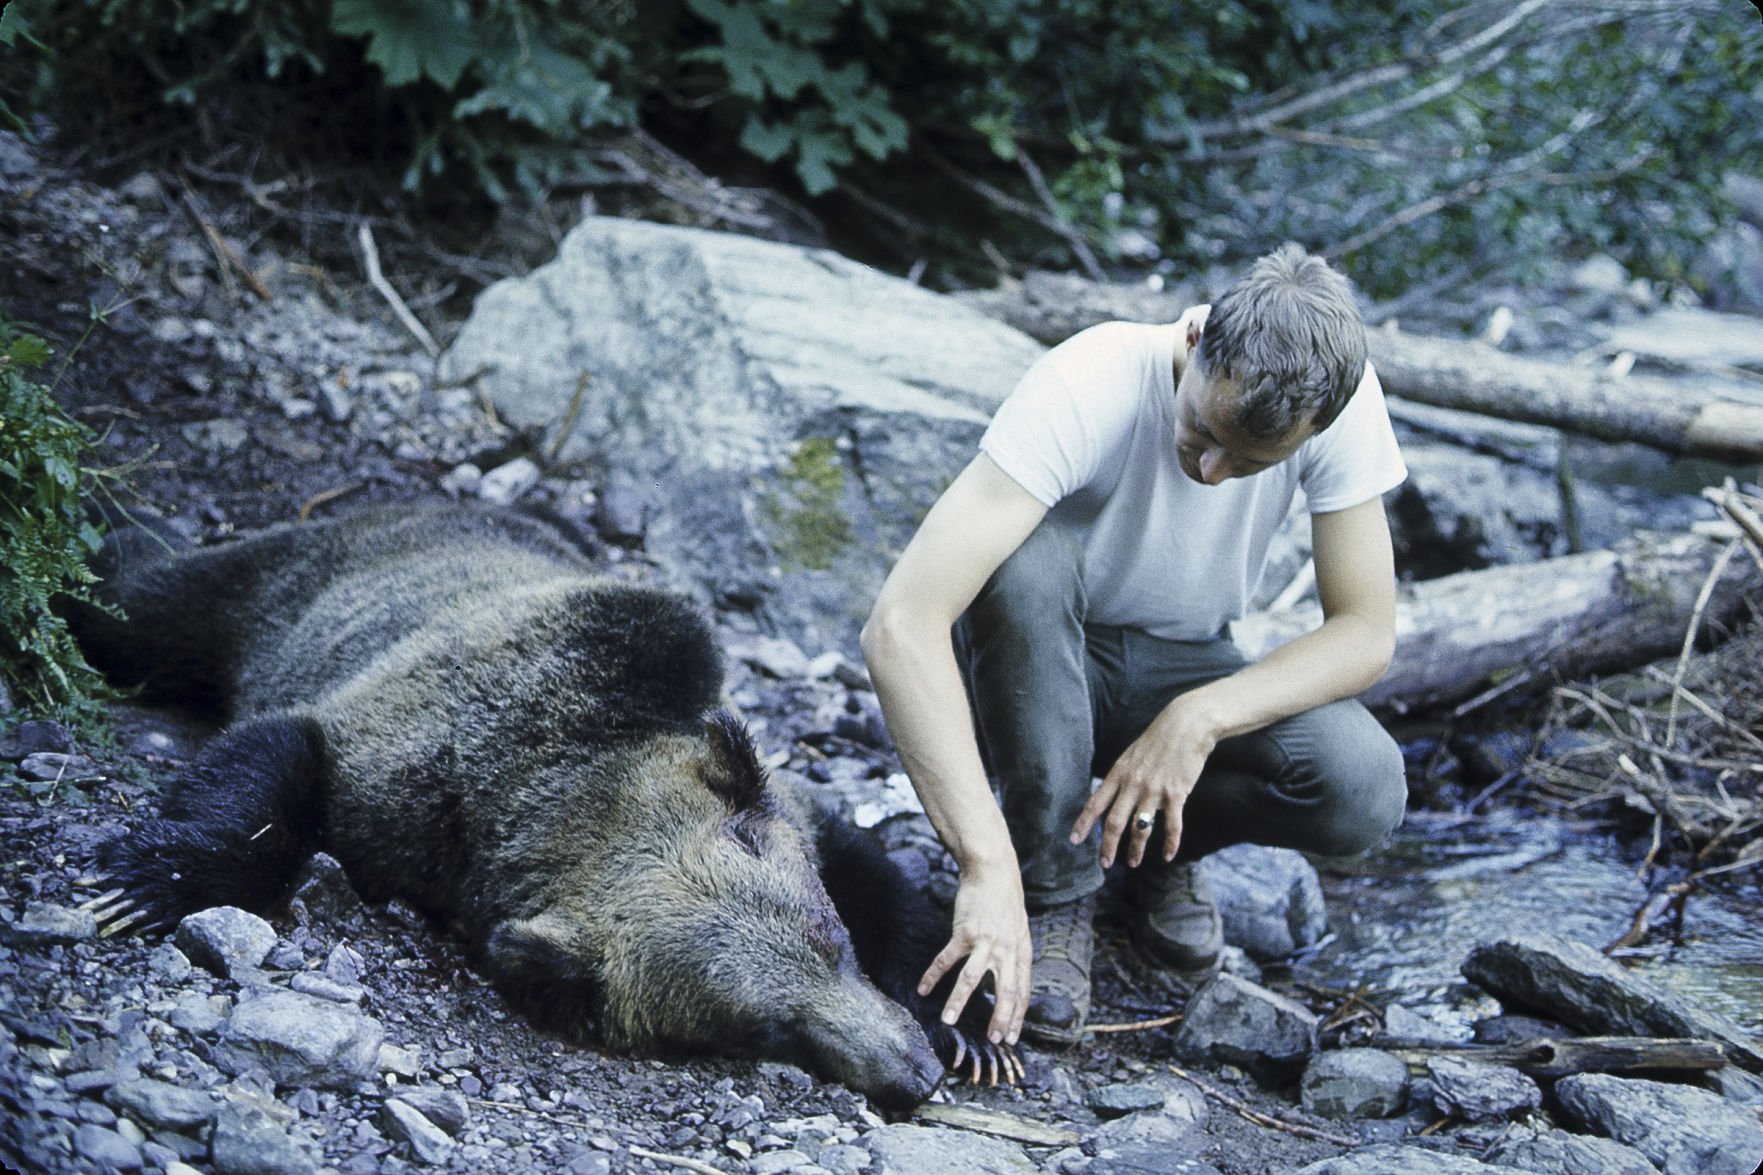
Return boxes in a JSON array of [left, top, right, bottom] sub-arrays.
[[979, 316, 1407, 642]]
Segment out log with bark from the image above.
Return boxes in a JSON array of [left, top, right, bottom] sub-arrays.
[[1233, 528, 1756, 716], [1373, 1035, 1730, 1079], [956, 272, 1763, 464]]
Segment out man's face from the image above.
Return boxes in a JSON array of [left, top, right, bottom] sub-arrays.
[[1172, 362, 1314, 486]]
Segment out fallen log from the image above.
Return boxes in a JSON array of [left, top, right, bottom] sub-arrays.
[[1367, 329, 1763, 465], [1374, 1036, 1730, 1080], [1233, 528, 1756, 715], [1462, 934, 1763, 1074], [956, 272, 1763, 464]]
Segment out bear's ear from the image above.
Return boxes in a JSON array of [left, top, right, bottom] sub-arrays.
[[703, 709, 768, 811], [483, 911, 604, 1040]]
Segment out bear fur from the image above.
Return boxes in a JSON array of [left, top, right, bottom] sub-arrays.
[[72, 503, 1008, 1108]]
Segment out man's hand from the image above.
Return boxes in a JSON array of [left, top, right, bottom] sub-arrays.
[[1070, 695, 1220, 868], [917, 865, 1032, 1046]]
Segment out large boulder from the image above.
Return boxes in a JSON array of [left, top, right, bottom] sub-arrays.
[[440, 216, 1046, 652]]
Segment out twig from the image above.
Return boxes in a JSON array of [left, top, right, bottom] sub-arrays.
[[357, 222, 440, 357], [1665, 537, 1742, 749], [1016, 148, 1105, 282], [1085, 1012, 1182, 1034], [175, 167, 272, 302], [298, 482, 366, 523], [628, 1145, 729, 1174], [546, 373, 592, 467], [1166, 1065, 1358, 1147]]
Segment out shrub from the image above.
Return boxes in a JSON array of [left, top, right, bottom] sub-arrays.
[[0, 320, 112, 730]]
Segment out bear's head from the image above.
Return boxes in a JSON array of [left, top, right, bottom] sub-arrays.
[[483, 711, 944, 1109]]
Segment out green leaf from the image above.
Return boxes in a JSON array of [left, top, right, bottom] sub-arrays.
[[739, 117, 795, 164], [330, 0, 477, 89], [5, 334, 50, 368]]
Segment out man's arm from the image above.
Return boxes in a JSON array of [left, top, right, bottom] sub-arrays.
[[860, 454, 1049, 1046], [1072, 495, 1398, 867]]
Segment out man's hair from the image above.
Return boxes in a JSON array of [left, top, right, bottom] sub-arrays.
[[1195, 243, 1367, 441]]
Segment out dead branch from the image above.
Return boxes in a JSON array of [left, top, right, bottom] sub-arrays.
[[357, 222, 440, 358], [1166, 1065, 1359, 1148]]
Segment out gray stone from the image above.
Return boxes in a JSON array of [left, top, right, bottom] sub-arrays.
[[864, 1122, 1036, 1174], [174, 907, 277, 977], [211, 1092, 320, 1175], [1484, 1124, 1656, 1175], [817, 1143, 871, 1174], [1295, 1143, 1532, 1173], [73, 1123, 143, 1170], [750, 1149, 812, 1174], [169, 992, 231, 1036], [216, 989, 384, 1089], [1462, 934, 1763, 1070], [17, 751, 101, 781], [1171, 972, 1321, 1083], [381, 1097, 456, 1165], [1708, 1062, 1763, 1112], [389, 1087, 470, 1136], [1424, 1056, 1540, 1121], [476, 456, 541, 505], [181, 418, 250, 454], [106, 1076, 218, 1131], [727, 632, 813, 679], [439, 216, 1045, 652], [1200, 844, 1328, 960], [0, 718, 71, 757], [1386, 1005, 1469, 1045], [1087, 1080, 1168, 1118], [0, 901, 98, 946], [324, 942, 365, 986], [1301, 1049, 1410, 1119], [288, 972, 364, 1004], [1553, 1072, 1763, 1175], [1085, 1110, 1216, 1173], [147, 943, 193, 983]]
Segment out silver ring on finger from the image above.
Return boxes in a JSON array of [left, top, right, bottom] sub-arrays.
[[1133, 810, 1155, 833]]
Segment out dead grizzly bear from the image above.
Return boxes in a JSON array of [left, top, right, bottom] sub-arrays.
[[71, 503, 1015, 1108]]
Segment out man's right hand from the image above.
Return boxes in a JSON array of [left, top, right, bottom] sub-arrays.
[[917, 865, 1032, 1046]]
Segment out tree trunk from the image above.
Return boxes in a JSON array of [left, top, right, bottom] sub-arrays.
[[1375, 1036, 1731, 1079], [1233, 529, 1756, 716]]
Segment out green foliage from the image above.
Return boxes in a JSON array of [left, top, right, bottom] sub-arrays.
[[14, 0, 1763, 296], [0, 319, 113, 730]]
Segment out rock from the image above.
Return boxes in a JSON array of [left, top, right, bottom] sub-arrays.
[[0, 718, 74, 758], [1084, 1108, 1216, 1173], [106, 1076, 218, 1131], [1301, 1049, 1410, 1119], [17, 751, 101, 781], [169, 992, 231, 1036], [439, 462, 483, 497], [593, 473, 649, 544], [290, 853, 367, 925], [1461, 933, 1763, 1071], [750, 1149, 811, 1174], [181, 418, 250, 454], [0, 901, 98, 946], [1294, 1143, 1531, 1173], [863, 1122, 1037, 1173], [378, 1041, 423, 1078], [1171, 972, 1320, 1084], [388, 1087, 470, 1136], [1484, 1123, 1656, 1175], [1707, 1062, 1763, 1112], [324, 942, 365, 986], [216, 989, 385, 1089], [1087, 1080, 1168, 1118], [211, 1091, 321, 1175], [1424, 1056, 1540, 1121], [727, 632, 813, 679], [1553, 1072, 1763, 1175], [476, 456, 541, 505], [288, 972, 364, 1004], [73, 1123, 143, 1170], [1200, 844, 1327, 960], [1384, 1005, 1468, 1045], [381, 1097, 456, 1164], [438, 215, 1045, 652], [174, 907, 278, 977], [147, 943, 194, 983]]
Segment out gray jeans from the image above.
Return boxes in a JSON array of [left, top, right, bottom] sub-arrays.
[[956, 517, 1407, 909]]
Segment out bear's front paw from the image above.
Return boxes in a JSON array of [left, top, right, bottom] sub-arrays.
[[931, 1022, 1024, 1087]]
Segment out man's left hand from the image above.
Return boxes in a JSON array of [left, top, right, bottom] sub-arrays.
[[1068, 696, 1219, 868]]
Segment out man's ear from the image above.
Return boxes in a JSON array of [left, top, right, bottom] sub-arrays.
[[1186, 317, 1203, 351]]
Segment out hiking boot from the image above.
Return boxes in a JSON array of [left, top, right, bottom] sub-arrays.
[[1130, 861, 1224, 974], [1022, 895, 1095, 1048]]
